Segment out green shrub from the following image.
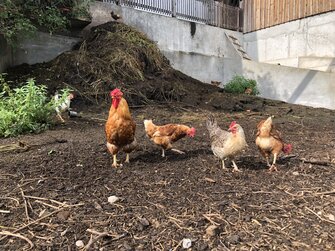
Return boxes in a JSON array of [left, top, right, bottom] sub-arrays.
[[0, 75, 70, 137], [224, 76, 260, 95]]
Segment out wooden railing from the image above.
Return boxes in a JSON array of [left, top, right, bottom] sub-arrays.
[[102, 0, 241, 31], [243, 0, 335, 33]]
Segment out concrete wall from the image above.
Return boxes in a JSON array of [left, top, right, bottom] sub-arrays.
[[0, 32, 81, 73], [167, 51, 335, 110], [13, 32, 80, 66], [244, 11, 335, 72]]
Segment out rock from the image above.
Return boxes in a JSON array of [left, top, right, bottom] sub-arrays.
[[108, 196, 120, 204], [242, 215, 252, 222], [94, 201, 103, 210], [325, 213, 335, 221], [182, 238, 192, 249], [197, 242, 209, 251], [57, 210, 70, 221], [75, 240, 84, 248], [226, 234, 240, 245], [292, 171, 299, 176], [123, 241, 133, 251], [139, 217, 150, 227], [205, 225, 220, 237]]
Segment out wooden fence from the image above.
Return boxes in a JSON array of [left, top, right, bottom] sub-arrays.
[[102, 0, 241, 31], [243, 0, 335, 33]]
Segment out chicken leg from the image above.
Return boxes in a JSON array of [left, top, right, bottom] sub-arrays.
[[125, 153, 130, 163], [112, 154, 119, 168], [57, 113, 65, 123], [268, 153, 279, 172], [221, 159, 228, 170]]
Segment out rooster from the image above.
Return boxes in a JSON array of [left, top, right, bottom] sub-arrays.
[[206, 116, 247, 172], [105, 88, 137, 168], [54, 91, 74, 123], [255, 116, 292, 172], [143, 119, 196, 157]]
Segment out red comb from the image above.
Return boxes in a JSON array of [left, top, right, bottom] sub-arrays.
[[283, 144, 292, 154], [229, 121, 237, 128], [110, 88, 123, 97]]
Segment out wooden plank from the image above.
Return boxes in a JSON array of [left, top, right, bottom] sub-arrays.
[[285, 0, 290, 23], [270, 0, 274, 25], [252, 0, 256, 31], [318, 0, 323, 13], [295, 0, 300, 19], [255, 0, 261, 30], [265, 0, 270, 28], [300, 0, 304, 18], [261, 0, 264, 28], [331, 0, 335, 11]]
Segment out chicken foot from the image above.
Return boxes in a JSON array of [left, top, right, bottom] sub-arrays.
[[232, 160, 242, 173], [221, 159, 228, 171]]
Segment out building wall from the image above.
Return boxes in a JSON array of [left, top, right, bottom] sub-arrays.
[[244, 11, 335, 71], [243, 0, 335, 33]]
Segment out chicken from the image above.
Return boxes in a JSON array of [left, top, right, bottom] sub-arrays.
[[143, 119, 196, 157], [111, 11, 121, 21], [105, 88, 137, 168], [206, 116, 247, 172], [54, 91, 74, 123], [255, 116, 292, 172]]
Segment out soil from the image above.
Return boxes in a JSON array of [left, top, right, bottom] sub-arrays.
[[1, 21, 335, 251]]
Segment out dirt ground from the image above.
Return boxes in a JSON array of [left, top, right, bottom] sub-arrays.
[[1, 21, 335, 251]]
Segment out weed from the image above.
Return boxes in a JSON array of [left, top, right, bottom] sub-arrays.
[[224, 75, 260, 95], [0, 75, 70, 137]]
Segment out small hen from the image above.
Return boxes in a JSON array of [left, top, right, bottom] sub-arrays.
[[105, 88, 137, 168], [206, 116, 247, 172], [143, 119, 196, 157], [255, 116, 292, 172], [54, 91, 74, 123]]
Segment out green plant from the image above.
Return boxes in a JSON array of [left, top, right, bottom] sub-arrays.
[[0, 0, 92, 46], [0, 75, 70, 137], [224, 75, 260, 95], [0, 0, 37, 45]]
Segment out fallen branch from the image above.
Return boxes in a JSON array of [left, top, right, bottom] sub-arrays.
[[300, 158, 334, 167], [315, 190, 335, 196], [84, 229, 111, 250], [84, 229, 127, 250], [0, 231, 33, 249]]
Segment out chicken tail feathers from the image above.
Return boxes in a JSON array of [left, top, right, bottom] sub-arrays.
[[283, 143, 292, 154]]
